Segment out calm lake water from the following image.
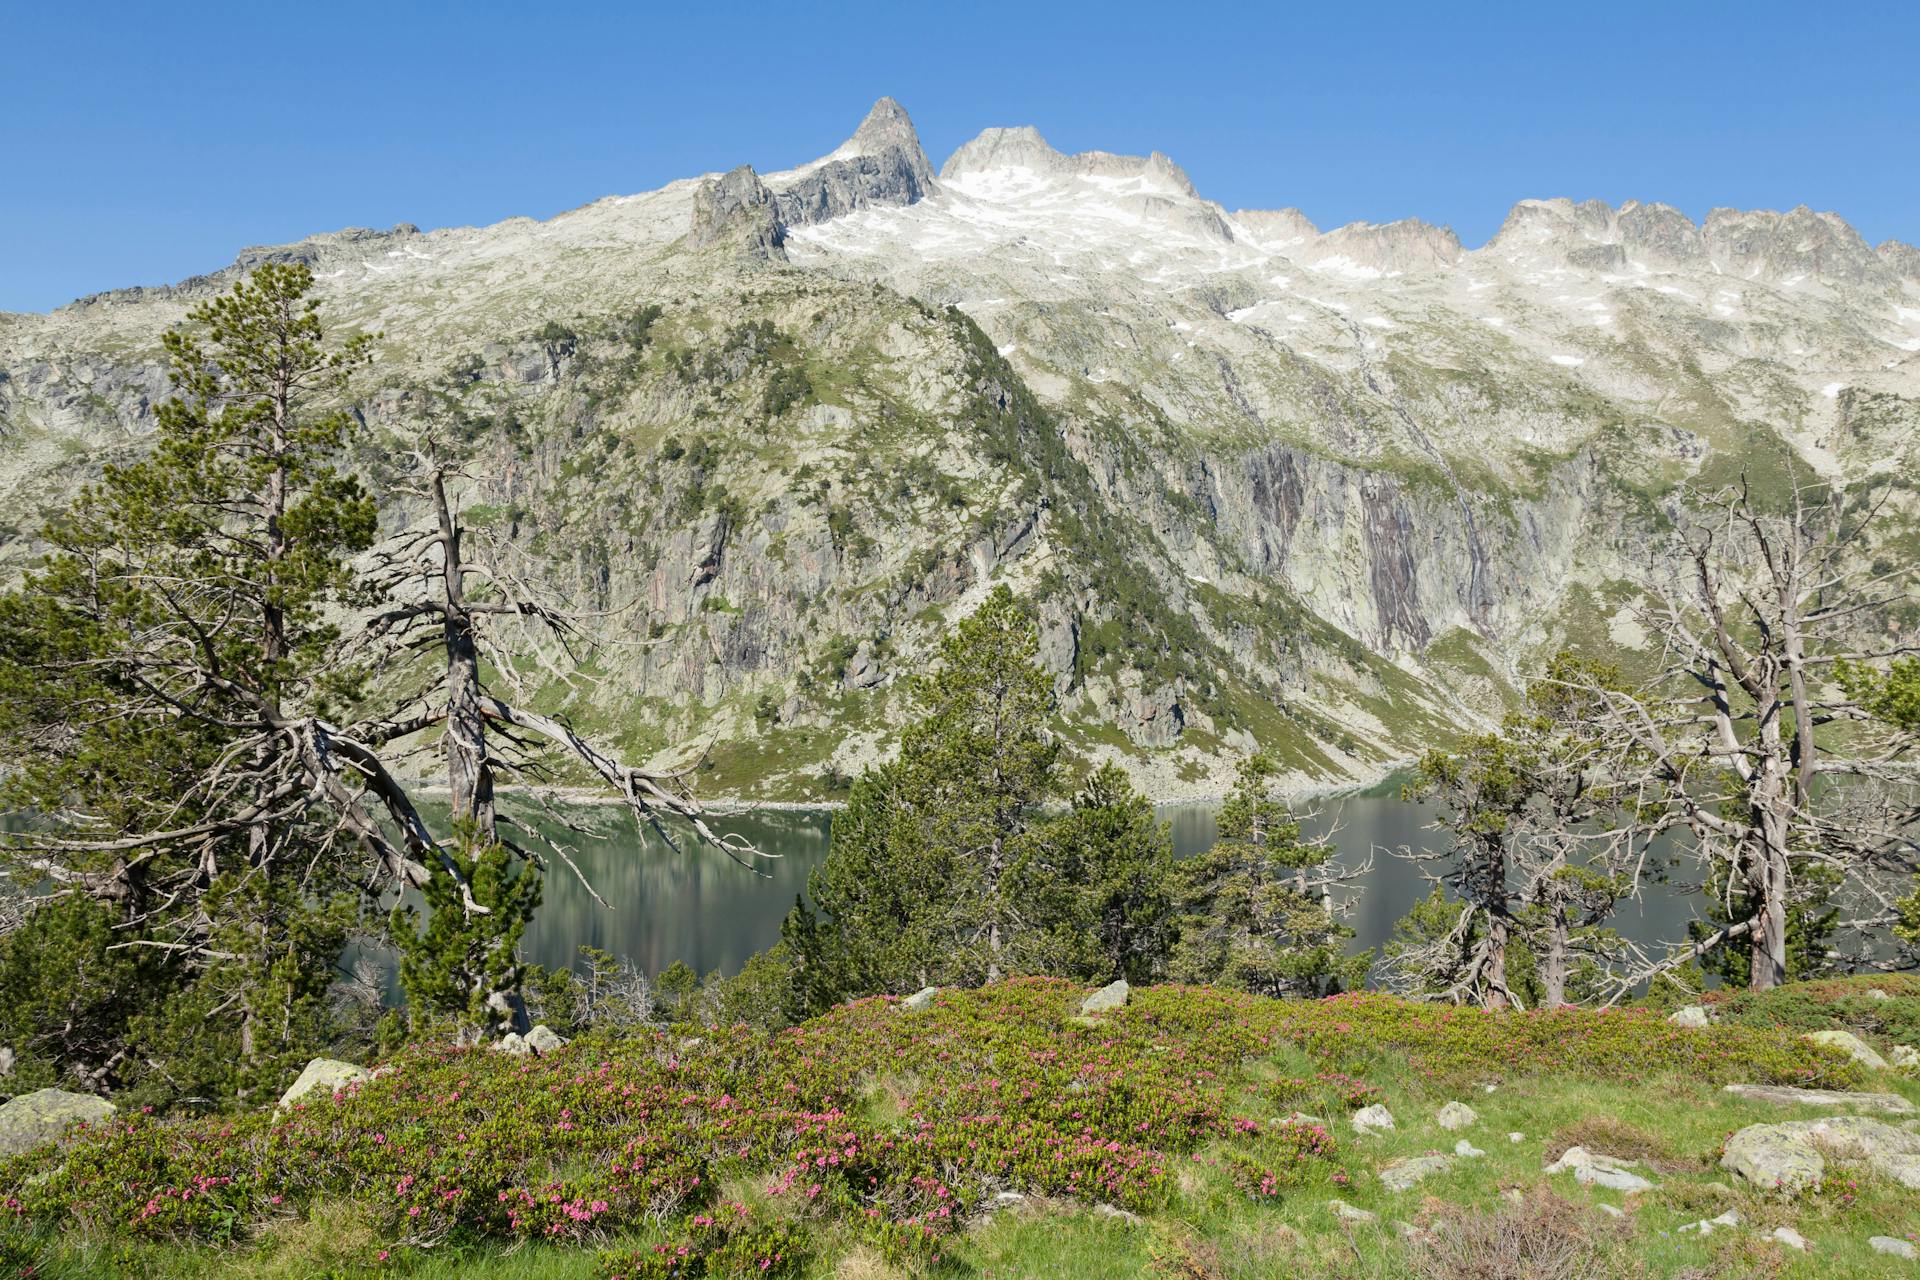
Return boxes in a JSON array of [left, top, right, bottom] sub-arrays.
[[510, 788, 1706, 980]]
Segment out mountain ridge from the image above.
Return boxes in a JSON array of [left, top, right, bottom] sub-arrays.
[[4, 96, 1918, 799]]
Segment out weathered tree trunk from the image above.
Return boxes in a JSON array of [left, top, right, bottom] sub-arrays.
[[1541, 898, 1569, 1007]]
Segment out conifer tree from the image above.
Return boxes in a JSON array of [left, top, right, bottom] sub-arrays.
[[1168, 752, 1368, 997]]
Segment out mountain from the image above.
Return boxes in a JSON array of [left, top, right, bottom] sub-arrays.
[[4, 99, 1919, 799]]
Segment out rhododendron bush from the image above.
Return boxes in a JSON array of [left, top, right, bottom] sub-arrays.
[[0, 981, 1855, 1273]]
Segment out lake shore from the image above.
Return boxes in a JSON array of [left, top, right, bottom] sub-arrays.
[[398, 758, 1419, 814]]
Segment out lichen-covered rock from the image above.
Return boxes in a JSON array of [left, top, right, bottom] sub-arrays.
[[1722, 1083, 1913, 1113], [1454, 1138, 1486, 1158], [1804, 1029, 1888, 1069], [497, 1032, 530, 1055], [1378, 1154, 1454, 1192], [1080, 979, 1130, 1015], [524, 1025, 567, 1055], [277, 1059, 372, 1110], [1351, 1104, 1395, 1134], [1436, 1101, 1478, 1130], [899, 986, 939, 1012], [1721, 1115, 1920, 1193], [0, 1088, 115, 1156], [1328, 1199, 1376, 1223], [1870, 1236, 1918, 1259], [1892, 1045, 1918, 1072], [1668, 1005, 1715, 1028], [1545, 1146, 1655, 1192]]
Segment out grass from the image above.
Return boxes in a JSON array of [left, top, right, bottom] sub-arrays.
[[6, 978, 1918, 1278]]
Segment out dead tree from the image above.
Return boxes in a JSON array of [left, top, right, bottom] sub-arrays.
[[1581, 479, 1920, 992]]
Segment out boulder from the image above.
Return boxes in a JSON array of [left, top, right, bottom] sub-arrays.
[[1770, 1226, 1809, 1251], [899, 986, 938, 1012], [1379, 1155, 1453, 1192], [0, 1088, 115, 1156], [1871, 1236, 1918, 1259], [1721, 1115, 1920, 1194], [1668, 1005, 1715, 1028], [1722, 1083, 1913, 1113], [1867, 988, 1891, 1001], [1080, 979, 1130, 1015], [497, 1032, 530, 1055], [277, 1059, 371, 1110], [525, 1025, 567, 1055], [1351, 1104, 1396, 1134], [1804, 1029, 1888, 1069], [1545, 1146, 1655, 1193], [1892, 1045, 1918, 1072], [1328, 1199, 1376, 1224], [1436, 1101, 1478, 1130], [1454, 1138, 1486, 1158]]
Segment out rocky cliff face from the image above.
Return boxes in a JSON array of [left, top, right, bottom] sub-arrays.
[[3, 98, 1918, 798]]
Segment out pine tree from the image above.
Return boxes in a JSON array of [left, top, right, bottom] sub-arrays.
[[0, 263, 377, 1100], [1168, 753, 1368, 997]]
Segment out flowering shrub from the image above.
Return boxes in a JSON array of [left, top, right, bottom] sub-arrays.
[[596, 1201, 807, 1278], [0, 978, 1852, 1266]]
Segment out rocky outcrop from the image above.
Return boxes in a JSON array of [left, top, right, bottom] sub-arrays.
[[1722, 1116, 1920, 1193], [1722, 1083, 1914, 1114], [689, 166, 786, 257], [0, 1088, 115, 1155]]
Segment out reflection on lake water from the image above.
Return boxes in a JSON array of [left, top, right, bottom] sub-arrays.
[[514, 788, 1704, 980]]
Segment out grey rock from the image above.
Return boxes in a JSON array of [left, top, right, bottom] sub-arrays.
[[1596, 1203, 1625, 1218], [1867, 988, 1892, 1001], [1328, 1199, 1376, 1223], [900, 986, 939, 1012], [1678, 1210, 1741, 1235], [1668, 1005, 1715, 1028], [689, 165, 785, 258], [277, 1058, 372, 1110], [1379, 1155, 1454, 1192], [0, 1088, 115, 1155], [1722, 1115, 1920, 1194], [1509, 1132, 1526, 1143], [1436, 1101, 1478, 1130], [1454, 1138, 1487, 1158], [1092, 1202, 1142, 1226], [1804, 1029, 1888, 1069], [842, 638, 884, 689], [1892, 1045, 1918, 1072], [1722, 1083, 1913, 1113], [1080, 979, 1130, 1015], [1770, 1226, 1809, 1251], [1545, 1146, 1655, 1193], [1352, 1104, 1396, 1134], [1870, 1236, 1918, 1259], [524, 1024, 568, 1055], [497, 1032, 530, 1055]]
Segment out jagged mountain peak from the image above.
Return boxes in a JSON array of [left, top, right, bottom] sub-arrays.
[[828, 96, 934, 183]]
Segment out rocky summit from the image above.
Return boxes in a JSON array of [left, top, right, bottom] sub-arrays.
[[4, 98, 1918, 798]]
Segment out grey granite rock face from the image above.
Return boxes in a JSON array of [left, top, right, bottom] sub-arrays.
[[689, 165, 786, 257]]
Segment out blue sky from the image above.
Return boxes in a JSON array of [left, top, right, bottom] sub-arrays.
[[4, 1, 1916, 313]]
